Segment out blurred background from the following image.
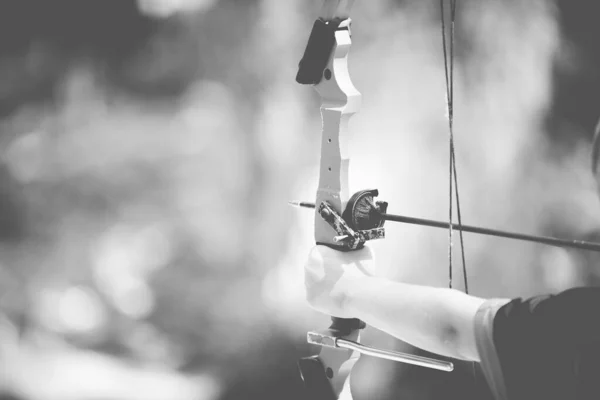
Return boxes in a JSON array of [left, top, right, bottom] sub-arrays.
[[0, 0, 599, 399]]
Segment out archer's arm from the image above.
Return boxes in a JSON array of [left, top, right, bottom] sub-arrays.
[[342, 276, 488, 361], [304, 245, 506, 362]]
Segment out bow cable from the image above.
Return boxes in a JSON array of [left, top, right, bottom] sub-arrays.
[[440, 0, 468, 294], [441, 0, 481, 387]]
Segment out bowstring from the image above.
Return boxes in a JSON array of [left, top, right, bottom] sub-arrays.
[[440, 0, 479, 388], [440, 0, 468, 294]]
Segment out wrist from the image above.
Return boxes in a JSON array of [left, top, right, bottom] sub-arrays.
[[337, 274, 373, 318]]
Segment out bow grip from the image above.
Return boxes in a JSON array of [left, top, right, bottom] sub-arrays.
[[316, 190, 387, 336], [318, 194, 370, 339], [314, 240, 365, 334]]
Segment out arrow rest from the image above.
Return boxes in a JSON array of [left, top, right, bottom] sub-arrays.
[[317, 189, 387, 250], [343, 189, 388, 231]]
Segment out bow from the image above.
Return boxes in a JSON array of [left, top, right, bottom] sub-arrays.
[[293, 1, 600, 399], [294, 1, 454, 399]]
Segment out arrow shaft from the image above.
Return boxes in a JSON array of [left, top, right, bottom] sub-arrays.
[[385, 214, 600, 252]]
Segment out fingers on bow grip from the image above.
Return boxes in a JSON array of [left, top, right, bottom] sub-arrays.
[[318, 189, 387, 250]]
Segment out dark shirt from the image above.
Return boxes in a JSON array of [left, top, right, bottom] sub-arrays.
[[474, 287, 600, 400]]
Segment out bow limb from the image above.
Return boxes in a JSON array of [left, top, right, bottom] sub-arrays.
[[319, 0, 356, 21]]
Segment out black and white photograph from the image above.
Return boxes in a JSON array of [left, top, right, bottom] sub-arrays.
[[0, 1, 598, 399]]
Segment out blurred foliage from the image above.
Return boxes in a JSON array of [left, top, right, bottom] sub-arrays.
[[0, 1, 300, 400]]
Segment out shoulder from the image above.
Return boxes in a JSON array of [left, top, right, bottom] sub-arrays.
[[476, 287, 600, 363], [494, 287, 600, 339], [474, 287, 600, 400]]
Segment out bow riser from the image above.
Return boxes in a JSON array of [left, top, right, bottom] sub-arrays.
[[315, 28, 361, 247], [306, 20, 362, 400]]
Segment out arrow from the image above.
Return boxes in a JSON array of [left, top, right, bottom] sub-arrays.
[[289, 201, 600, 252]]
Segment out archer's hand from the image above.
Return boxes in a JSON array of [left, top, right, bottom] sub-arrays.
[[304, 245, 375, 318]]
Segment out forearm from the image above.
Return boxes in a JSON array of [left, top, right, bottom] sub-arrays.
[[340, 275, 486, 360]]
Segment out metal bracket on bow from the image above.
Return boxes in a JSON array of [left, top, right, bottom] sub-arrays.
[[318, 189, 386, 250], [307, 331, 454, 372]]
